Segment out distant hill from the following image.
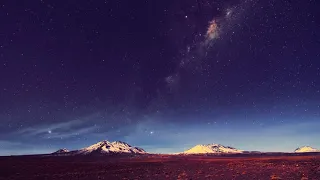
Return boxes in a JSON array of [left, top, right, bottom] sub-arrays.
[[53, 148, 69, 154]]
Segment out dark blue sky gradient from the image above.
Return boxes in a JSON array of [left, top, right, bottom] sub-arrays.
[[0, 0, 320, 155]]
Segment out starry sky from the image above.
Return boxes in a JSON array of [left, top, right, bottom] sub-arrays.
[[1, 0, 320, 155]]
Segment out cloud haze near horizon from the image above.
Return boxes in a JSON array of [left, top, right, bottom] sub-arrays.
[[2, 110, 319, 155]]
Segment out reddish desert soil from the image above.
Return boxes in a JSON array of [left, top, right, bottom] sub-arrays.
[[0, 154, 319, 180]]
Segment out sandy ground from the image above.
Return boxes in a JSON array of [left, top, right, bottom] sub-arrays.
[[0, 154, 319, 180]]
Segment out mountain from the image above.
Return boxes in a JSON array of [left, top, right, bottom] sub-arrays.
[[76, 140, 146, 155], [183, 144, 243, 154], [294, 146, 319, 153], [53, 148, 69, 154]]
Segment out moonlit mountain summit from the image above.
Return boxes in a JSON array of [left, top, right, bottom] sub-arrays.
[[77, 141, 146, 155], [183, 144, 243, 154], [294, 146, 319, 153]]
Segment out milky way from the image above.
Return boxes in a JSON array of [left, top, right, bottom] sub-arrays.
[[205, 20, 219, 45], [166, 0, 253, 91], [204, 0, 253, 45]]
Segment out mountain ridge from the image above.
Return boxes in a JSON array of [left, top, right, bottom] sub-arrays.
[[52, 140, 146, 155], [52, 142, 320, 155], [182, 143, 243, 154], [294, 146, 319, 153]]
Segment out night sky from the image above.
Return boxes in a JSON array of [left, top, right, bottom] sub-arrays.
[[1, 0, 320, 155]]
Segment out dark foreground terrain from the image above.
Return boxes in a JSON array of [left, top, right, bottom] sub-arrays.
[[0, 154, 319, 180]]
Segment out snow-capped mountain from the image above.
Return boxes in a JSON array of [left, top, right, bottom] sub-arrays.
[[183, 144, 243, 154], [294, 146, 319, 153], [76, 140, 146, 155], [53, 148, 69, 154]]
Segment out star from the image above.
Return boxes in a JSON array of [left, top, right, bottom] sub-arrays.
[[48, 130, 52, 134]]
